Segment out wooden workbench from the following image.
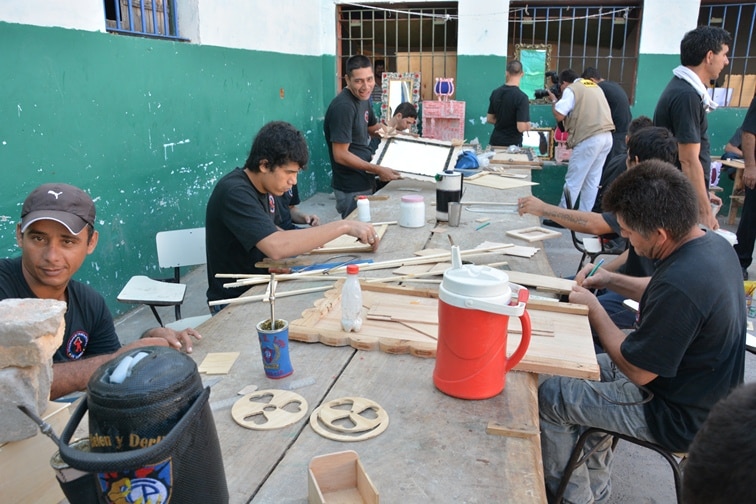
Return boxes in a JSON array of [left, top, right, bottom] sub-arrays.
[[188, 174, 594, 503]]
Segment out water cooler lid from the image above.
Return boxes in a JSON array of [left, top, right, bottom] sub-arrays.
[[441, 264, 511, 299]]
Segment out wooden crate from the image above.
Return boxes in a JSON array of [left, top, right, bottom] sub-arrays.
[[308, 451, 379, 504]]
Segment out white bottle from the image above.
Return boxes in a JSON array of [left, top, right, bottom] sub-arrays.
[[341, 264, 363, 332], [357, 196, 371, 222]]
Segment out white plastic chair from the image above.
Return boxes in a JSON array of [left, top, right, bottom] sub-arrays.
[[117, 227, 210, 329]]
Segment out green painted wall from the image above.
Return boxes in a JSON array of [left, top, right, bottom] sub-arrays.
[[1, 22, 335, 316]]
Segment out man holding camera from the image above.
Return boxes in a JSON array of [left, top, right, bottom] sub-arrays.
[[487, 60, 530, 147], [548, 69, 614, 213]]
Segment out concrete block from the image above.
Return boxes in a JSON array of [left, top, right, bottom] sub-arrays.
[[0, 298, 66, 443]]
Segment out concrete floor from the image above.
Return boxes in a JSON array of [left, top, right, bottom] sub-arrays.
[[113, 192, 755, 504]]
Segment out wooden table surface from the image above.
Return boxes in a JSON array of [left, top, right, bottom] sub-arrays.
[[190, 173, 575, 503]]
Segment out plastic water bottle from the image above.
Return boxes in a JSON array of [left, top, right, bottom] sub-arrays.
[[357, 196, 371, 222], [341, 264, 363, 332]]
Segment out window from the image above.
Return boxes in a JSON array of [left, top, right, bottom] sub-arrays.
[[508, 2, 642, 103], [701, 1, 756, 108], [104, 0, 182, 40], [337, 3, 458, 102]]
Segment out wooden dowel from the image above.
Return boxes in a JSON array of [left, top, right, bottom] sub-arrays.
[[208, 284, 335, 307]]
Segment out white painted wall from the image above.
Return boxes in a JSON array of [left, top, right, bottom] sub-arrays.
[[0, 0, 105, 32], [198, 0, 325, 54], [639, 0, 701, 55], [458, 0, 509, 57]]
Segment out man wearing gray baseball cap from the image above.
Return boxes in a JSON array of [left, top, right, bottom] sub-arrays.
[[1, 183, 201, 399]]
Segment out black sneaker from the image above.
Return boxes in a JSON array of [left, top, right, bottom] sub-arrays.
[[743, 267, 749, 281], [542, 218, 564, 229]]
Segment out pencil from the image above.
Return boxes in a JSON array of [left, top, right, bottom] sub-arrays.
[[587, 258, 605, 278], [475, 222, 491, 231]]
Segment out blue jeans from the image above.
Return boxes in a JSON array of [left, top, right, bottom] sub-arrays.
[[539, 354, 657, 504]]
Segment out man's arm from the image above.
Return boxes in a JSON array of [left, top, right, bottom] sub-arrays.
[[741, 131, 756, 189], [517, 196, 613, 235], [332, 142, 401, 182], [289, 205, 320, 226], [569, 286, 658, 385], [256, 219, 380, 260], [486, 113, 496, 125], [51, 337, 170, 399], [678, 142, 718, 229], [516, 121, 531, 133]]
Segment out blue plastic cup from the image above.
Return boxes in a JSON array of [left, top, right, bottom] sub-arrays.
[[256, 319, 293, 379]]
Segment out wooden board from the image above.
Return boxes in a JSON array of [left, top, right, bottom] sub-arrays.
[[506, 226, 563, 242], [465, 173, 537, 190], [289, 284, 599, 380], [505, 271, 576, 294], [312, 224, 388, 254]]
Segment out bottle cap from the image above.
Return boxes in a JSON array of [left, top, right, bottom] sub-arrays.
[[346, 264, 360, 274], [357, 195, 368, 200]]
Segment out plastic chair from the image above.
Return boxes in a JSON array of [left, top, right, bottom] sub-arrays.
[[553, 427, 687, 504], [117, 227, 210, 329], [564, 187, 626, 275]]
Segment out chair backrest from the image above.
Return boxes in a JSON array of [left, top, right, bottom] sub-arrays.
[[156, 227, 206, 269]]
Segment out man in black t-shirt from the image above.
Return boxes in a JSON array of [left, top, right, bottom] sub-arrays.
[[654, 25, 731, 230], [733, 97, 756, 279], [540, 161, 745, 503], [0, 183, 201, 399], [205, 121, 381, 306], [487, 59, 531, 147], [324, 54, 402, 218], [581, 67, 631, 161]]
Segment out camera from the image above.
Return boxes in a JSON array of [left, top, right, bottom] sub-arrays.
[[534, 70, 561, 100]]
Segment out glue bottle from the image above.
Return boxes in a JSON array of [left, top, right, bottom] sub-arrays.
[[341, 264, 363, 332], [357, 195, 371, 222]]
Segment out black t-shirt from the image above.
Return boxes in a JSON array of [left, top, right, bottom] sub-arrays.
[[487, 84, 530, 147], [0, 257, 121, 362], [601, 213, 656, 277], [592, 152, 627, 213], [654, 76, 711, 185], [598, 80, 631, 135], [621, 231, 745, 451], [275, 184, 301, 230], [324, 89, 377, 192], [743, 96, 756, 136], [205, 168, 280, 302]]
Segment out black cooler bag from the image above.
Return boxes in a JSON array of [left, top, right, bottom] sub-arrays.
[[58, 346, 228, 503]]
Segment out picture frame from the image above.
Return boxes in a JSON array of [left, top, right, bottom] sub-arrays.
[[521, 128, 554, 159]]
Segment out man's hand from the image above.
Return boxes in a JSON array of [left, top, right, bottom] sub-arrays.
[[575, 262, 609, 290], [743, 165, 756, 190], [375, 165, 402, 182], [517, 196, 547, 216], [568, 284, 601, 311], [143, 326, 202, 353], [346, 221, 381, 251]]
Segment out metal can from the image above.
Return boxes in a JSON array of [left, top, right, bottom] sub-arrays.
[[399, 194, 425, 228]]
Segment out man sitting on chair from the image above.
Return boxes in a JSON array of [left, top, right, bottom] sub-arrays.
[[539, 160, 745, 503], [517, 127, 678, 330], [0, 183, 202, 399]]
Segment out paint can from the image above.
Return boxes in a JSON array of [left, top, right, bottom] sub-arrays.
[[435, 170, 463, 221]]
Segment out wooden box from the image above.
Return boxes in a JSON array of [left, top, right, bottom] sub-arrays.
[[308, 450, 379, 504], [0, 401, 71, 503]]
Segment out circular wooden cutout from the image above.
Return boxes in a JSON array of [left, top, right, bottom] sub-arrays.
[[309, 396, 389, 442], [232, 389, 308, 430]]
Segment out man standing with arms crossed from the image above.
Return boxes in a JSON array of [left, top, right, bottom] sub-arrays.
[[487, 59, 531, 147], [654, 25, 731, 230], [324, 55, 402, 218]]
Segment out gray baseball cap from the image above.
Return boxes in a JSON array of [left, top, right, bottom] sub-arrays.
[[20, 183, 96, 234]]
